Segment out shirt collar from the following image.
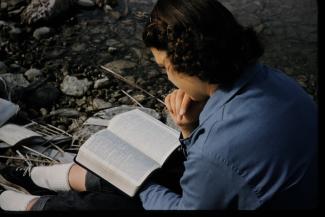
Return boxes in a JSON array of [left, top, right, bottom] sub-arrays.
[[199, 63, 262, 124]]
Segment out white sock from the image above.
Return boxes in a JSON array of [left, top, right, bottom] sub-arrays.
[[30, 163, 74, 192], [0, 190, 39, 211]]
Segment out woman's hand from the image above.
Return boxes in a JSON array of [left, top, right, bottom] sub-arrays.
[[165, 89, 206, 138]]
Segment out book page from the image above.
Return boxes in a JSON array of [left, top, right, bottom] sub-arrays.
[[0, 124, 41, 146], [76, 129, 160, 188], [108, 109, 180, 165]]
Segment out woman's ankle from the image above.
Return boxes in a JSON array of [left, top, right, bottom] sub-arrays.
[[26, 197, 39, 211]]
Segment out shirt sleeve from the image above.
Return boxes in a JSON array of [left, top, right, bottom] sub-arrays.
[[139, 150, 246, 210]]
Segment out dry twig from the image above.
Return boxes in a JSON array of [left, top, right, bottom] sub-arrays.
[[21, 145, 59, 163], [121, 90, 144, 107], [100, 65, 166, 106]]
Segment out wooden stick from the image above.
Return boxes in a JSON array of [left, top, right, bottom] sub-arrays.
[[21, 145, 59, 163], [0, 156, 52, 164], [121, 90, 144, 108], [100, 65, 166, 106]]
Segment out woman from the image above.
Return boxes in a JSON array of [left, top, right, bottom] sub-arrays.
[[0, 0, 318, 210]]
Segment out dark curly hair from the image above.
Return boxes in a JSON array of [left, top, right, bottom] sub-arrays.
[[143, 0, 264, 88]]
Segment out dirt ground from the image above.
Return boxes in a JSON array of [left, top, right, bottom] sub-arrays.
[[0, 0, 319, 131]]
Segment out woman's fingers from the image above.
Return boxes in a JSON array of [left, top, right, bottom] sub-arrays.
[[175, 90, 185, 118], [180, 94, 192, 116], [165, 89, 194, 123], [169, 91, 176, 114]]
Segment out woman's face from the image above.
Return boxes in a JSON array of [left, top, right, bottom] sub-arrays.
[[151, 48, 213, 101]]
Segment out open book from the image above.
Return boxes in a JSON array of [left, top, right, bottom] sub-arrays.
[[75, 109, 180, 197]]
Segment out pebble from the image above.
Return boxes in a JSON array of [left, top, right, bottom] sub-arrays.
[[77, 0, 96, 8], [0, 62, 8, 74], [9, 27, 22, 36], [71, 43, 87, 52], [105, 39, 120, 47], [108, 11, 121, 20], [118, 96, 131, 104], [49, 108, 80, 118], [60, 76, 92, 97], [108, 47, 118, 54], [92, 98, 113, 110], [104, 60, 137, 74], [76, 97, 87, 106], [40, 108, 48, 116], [24, 68, 43, 81], [33, 27, 51, 40], [133, 94, 145, 103], [0, 73, 30, 88], [94, 77, 110, 89], [0, 2, 8, 10]]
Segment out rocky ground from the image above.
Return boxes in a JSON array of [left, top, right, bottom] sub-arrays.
[[0, 0, 319, 135]]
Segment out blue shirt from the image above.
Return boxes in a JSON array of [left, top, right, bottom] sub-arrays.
[[139, 63, 318, 210]]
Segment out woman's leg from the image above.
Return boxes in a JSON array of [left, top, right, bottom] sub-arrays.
[[31, 163, 99, 193], [31, 191, 143, 210], [28, 163, 142, 211], [68, 164, 87, 192]]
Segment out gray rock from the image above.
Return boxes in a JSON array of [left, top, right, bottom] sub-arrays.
[[24, 68, 43, 81], [131, 47, 142, 60], [9, 64, 23, 73], [76, 97, 87, 106], [21, 0, 75, 25], [124, 76, 135, 84], [104, 60, 137, 74], [118, 96, 131, 104], [105, 39, 120, 46], [108, 46, 118, 54], [147, 69, 160, 79], [45, 49, 65, 59], [254, 23, 265, 34], [49, 108, 80, 118], [0, 20, 7, 27], [108, 10, 121, 20], [0, 73, 30, 88], [94, 77, 110, 89], [85, 105, 94, 112], [60, 75, 92, 97], [71, 43, 86, 52], [40, 108, 48, 116], [33, 27, 51, 40], [92, 98, 112, 110], [0, 2, 8, 10], [111, 91, 121, 98], [8, 6, 25, 16], [0, 62, 8, 74], [133, 94, 145, 103], [77, 0, 95, 8], [68, 115, 88, 132], [103, 4, 112, 12], [5, 0, 25, 11], [9, 27, 22, 37]]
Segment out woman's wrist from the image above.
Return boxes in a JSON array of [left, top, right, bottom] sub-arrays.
[[180, 129, 191, 139], [180, 123, 198, 139]]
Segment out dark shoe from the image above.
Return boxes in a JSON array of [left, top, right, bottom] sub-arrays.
[[0, 185, 4, 211], [0, 184, 4, 194], [0, 77, 9, 100], [0, 166, 56, 196]]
